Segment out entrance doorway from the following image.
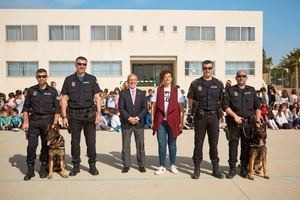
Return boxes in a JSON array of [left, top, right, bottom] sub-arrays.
[[132, 64, 173, 87]]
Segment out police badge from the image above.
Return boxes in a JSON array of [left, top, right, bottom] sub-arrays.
[[198, 86, 202, 91], [33, 91, 37, 96], [71, 81, 75, 87], [234, 91, 238, 96]]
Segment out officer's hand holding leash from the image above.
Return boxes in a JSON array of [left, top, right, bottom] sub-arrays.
[[62, 117, 69, 128], [233, 114, 244, 124]]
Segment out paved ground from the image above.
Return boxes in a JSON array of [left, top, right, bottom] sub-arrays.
[[0, 128, 299, 200]]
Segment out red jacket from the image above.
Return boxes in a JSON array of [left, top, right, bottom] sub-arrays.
[[152, 85, 182, 138]]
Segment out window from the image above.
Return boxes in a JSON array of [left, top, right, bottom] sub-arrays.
[[186, 26, 215, 41], [185, 61, 216, 76], [49, 61, 74, 77], [173, 26, 178, 32], [226, 27, 240, 41], [241, 27, 255, 41], [201, 26, 215, 40], [226, 27, 255, 41], [107, 26, 121, 40], [91, 26, 121, 40], [143, 26, 147, 32], [49, 25, 80, 40], [6, 25, 37, 41], [129, 25, 134, 32], [160, 26, 164, 32], [91, 61, 122, 76], [225, 61, 255, 75], [7, 61, 38, 77], [185, 61, 201, 76], [186, 26, 200, 40]]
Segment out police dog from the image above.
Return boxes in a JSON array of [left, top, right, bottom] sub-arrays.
[[248, 121, 270, 180], [47, 124, 68, 179]]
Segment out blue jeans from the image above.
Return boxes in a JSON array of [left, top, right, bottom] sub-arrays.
[[157, 121, 177, 166]]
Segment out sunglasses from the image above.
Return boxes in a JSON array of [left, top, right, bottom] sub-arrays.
[[202, 67, 213, 70], [37, 75, 47, 78], [77, 63, 87, 66], [236, 75, 247, 78]]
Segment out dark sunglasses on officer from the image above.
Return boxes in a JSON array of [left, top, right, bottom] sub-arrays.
[[236, 74, 247, 78]]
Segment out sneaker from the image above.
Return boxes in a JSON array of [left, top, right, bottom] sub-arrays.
[[154, 166, 166, 175], [170, 165, 178, 174]]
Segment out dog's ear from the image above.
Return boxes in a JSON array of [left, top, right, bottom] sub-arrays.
[[47, 123, 52, 131], [52, 123, 59, 132]]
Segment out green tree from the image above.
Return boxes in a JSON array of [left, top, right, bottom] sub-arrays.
[[278, 48, 300, 72], [263, 48, 273, 73]]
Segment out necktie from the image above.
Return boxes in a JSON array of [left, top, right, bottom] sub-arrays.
[[131, 90, 136, 105]]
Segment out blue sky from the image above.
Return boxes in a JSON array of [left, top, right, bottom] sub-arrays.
[[1, 0, 299, 66]]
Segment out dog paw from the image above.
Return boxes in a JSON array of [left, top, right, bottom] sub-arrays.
[[264, 175, 270, 179], [62, 174, 69, 178], [47, 175, 53, 179], [248, 175, 255, 180]]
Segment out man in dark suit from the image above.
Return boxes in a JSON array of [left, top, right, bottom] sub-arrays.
[[119, 74, 147, 173]]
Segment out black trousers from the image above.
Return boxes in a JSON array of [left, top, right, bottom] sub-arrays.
[[69, 117, 97, 164], [26, 118, 52, 164], [193, 114, 220, 164], [228, 123, 251, 166]]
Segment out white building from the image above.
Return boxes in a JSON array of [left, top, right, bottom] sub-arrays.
[[0, 9, 263, 95]]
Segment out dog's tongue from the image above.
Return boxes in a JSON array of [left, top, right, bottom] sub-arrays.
[[260, 139, 264, 146]]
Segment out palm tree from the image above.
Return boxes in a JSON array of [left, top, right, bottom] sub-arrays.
[[263, 49, 273, 84], [278, 48, 300, 88]]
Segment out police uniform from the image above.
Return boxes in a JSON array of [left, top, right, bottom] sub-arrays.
[[22, 84, 60, 178], [223, 84, 260, 178], [187, 77, 224, 179], [61, 72, 100, 174]]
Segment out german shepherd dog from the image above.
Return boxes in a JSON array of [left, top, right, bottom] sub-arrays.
[[248, 121, 270, 180], [47, 124, 68, 179]]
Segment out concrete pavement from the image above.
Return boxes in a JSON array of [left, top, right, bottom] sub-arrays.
[[0, 128, 299, 200]]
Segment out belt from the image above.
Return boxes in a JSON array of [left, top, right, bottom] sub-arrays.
[[30, 114, 54, 120], [69, 105, 93, 110], [198, 110, 217, 115], [68, 105, 95, 114]]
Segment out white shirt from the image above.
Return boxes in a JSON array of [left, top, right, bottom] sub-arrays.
[[152, 87, 184, 119], [111, 114, 121, 128]]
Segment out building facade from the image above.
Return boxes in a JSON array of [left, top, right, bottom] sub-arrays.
[[0, 9, 263, 94]]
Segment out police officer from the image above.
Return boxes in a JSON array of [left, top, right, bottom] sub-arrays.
[[22, 69, 60, 181], [187, 60, 224, 179], [223, 69, 261, 179], [61, 56, 101, 176]]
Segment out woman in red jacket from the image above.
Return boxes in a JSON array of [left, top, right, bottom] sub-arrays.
[[151, 70, 184, 175]]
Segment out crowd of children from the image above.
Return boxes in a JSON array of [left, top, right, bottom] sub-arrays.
[[1, 82, 299, 133]]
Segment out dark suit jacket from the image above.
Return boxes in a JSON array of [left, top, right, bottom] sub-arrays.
[[118, 88, 147, 129]]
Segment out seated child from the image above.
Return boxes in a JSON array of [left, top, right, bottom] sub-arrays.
[[110, 109, 121, 133], [0, 110, 11, 130], [10, 108, 22, 131]]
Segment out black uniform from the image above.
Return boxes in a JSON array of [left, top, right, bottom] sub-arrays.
[[61, 73, 100, 165], [223, 85, 260, 167], [22, 84, 60, 165], [187, 77, 224, 165]]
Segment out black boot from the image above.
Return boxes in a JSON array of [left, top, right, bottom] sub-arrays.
[[226, 163, 236, 179], [69, 164, 80, 176], [240, 164, 248, 178], [191, 163, 200, 179], [89, 162, 99, 176], [24, 163, 35, 181], [212, 161, 224, 179], [39, 162, 48, 178]]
